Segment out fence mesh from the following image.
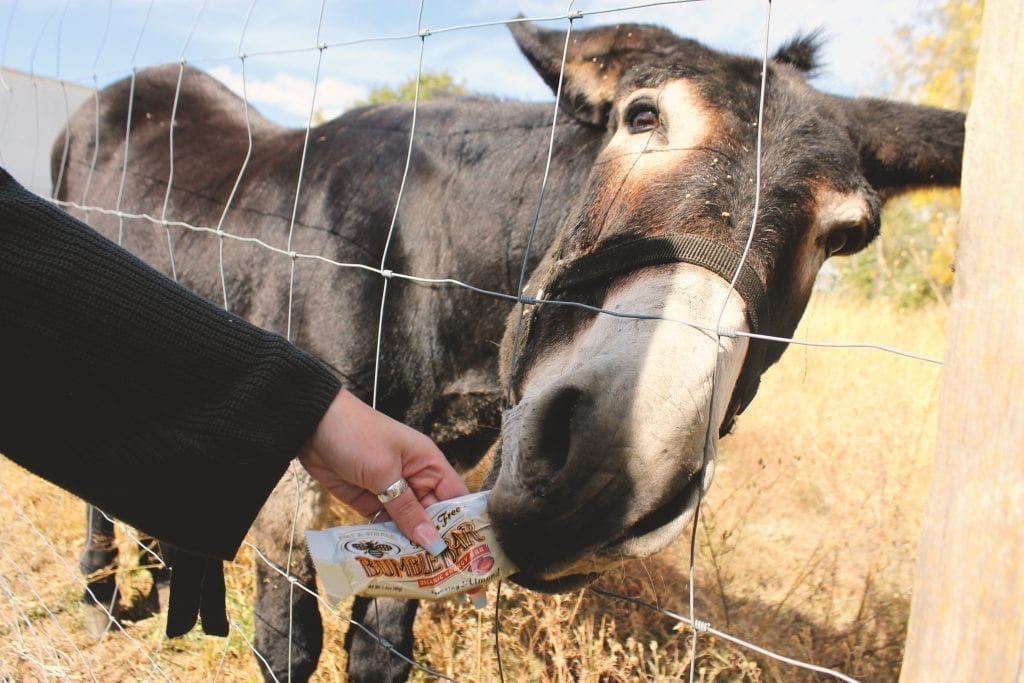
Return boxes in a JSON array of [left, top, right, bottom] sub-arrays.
[[1, 2, 951, 681]]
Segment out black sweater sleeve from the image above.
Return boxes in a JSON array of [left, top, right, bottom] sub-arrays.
[[0, 168, 341, 563]]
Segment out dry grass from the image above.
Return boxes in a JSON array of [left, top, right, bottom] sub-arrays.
[[0, 293, 947, 681]]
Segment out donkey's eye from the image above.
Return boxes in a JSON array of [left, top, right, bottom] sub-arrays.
[[824, 226, 862, 256], [627, 104, 660, 133]]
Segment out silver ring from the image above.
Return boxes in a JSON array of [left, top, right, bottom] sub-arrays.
[[376, 478, 409, 504]]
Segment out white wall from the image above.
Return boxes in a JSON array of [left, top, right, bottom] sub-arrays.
[[0, 68, 93, 197]]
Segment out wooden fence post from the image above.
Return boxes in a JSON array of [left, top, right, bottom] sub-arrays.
[[900, 0, 1024, 679]]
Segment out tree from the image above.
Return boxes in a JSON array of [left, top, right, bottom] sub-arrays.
[[900, 1, 1024, 677], [357, 71, 467, 107], [310, 72, 468, 125], [838, 0, 984, 306], [888, 1, 982, 111]]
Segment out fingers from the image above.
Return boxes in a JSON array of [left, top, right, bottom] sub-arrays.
[[433, 466, 471, 501], [364, 412, 467, 553], [378, 481, 447, 556], [300, 388, 472, 557]]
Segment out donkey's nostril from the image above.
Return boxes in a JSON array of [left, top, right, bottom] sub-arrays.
[[536, 386, 583, 477]]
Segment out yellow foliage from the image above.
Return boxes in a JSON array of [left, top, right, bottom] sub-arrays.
[[359, 72, 467, 107], [843, 1, 982, 305], [927, 213, 959, 287], [888, 0, 983, 111]]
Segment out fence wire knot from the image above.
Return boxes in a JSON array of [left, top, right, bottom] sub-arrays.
[[692, 618, 711, 633], [380, 268, 394, 279]]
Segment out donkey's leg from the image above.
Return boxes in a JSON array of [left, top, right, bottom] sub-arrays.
[[253, 549, 323, 682], [345, 597, 418, 683], [80, 504, 120, 638], [142, 536, 172, 593], [133, 535, 170, 618], [251, 465, 325, 682]]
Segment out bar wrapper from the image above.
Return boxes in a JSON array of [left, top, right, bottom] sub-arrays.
[[305, 490, 515, 602]]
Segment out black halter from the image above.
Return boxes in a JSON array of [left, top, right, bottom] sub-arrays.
[[509, 232, 771, 435]]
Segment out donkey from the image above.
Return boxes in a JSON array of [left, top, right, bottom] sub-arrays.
[[53, 20, 963, 681]]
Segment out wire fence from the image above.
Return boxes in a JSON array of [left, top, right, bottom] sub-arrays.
[[0, 1, 951, 681]]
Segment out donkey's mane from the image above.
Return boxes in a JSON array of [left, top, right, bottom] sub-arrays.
[[772, 30, 826, 75]]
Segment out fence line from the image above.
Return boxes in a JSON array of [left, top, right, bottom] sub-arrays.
[[49, 197, 943, 367], [0, 2, 950, 681], [591, 587, 860, 683], [20, 5, 721, 88], [244, 541, 458, 682], [0, 542, 90, 680], [0, 482, 173, 681], [372, 0, 427, 409], [688, 1, 774, 678]]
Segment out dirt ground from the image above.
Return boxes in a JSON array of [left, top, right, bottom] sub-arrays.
[[0, 294, 947, 681]]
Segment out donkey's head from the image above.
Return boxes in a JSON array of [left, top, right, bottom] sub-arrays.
[[485, 21, 964, 590]]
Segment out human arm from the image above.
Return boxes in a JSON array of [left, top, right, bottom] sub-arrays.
[[0, 168, 468, 633], [0, 167, 338, 559]]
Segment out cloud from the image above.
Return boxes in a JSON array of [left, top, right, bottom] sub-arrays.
[[121, 1, 929, 126], [207, 64, 367, 122]]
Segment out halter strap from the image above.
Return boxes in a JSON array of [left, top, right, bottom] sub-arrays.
[[544, 233, 766, 333], [508, 232, 771, 433]]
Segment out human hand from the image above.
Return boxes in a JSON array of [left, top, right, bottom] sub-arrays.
[[298, 389, 469, 556]]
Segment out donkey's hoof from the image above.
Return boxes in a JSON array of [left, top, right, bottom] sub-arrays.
[[82, 602, 120, 640], [136, 578, 170, 619]]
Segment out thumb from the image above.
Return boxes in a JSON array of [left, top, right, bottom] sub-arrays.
[[383, 486, 447, 557]]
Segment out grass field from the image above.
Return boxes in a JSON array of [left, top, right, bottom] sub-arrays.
[[0, 293, 948, 681]]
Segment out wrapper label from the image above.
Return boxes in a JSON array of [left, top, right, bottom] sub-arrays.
[[306, 491, 515, 602]]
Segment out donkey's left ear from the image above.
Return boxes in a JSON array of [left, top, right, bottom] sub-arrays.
[[510, 20, 678, 128], [844, 98, 966, 199]]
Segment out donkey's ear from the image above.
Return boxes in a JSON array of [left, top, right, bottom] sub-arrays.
[[510, 20, 678, 128], [845, 98, 966, 199]]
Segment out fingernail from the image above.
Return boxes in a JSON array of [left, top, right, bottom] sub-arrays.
[[413, 523, 447, 557], [471, 592, 488, 610]]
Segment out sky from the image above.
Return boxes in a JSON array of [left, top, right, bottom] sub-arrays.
[[1, 0, 934, 128]]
